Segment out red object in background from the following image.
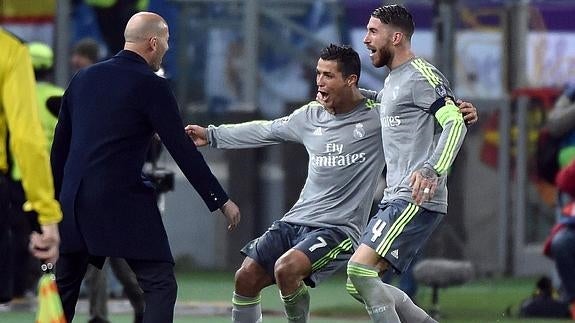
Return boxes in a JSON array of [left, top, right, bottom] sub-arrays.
[[556, 159, 575, 198], [480, 87, 562, 170], [479, 87, 562, 206]]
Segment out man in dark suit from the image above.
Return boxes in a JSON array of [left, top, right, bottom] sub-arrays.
[[51, 12, 241, 323]]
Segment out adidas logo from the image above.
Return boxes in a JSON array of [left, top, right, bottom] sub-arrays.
[[391, 249, 399, 259], [313, 127, 323, 136]]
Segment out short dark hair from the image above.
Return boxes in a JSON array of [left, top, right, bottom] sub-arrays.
[[371, 5, 415, 40], [319, 44, 361, 83], [72, 38, 100, 63]]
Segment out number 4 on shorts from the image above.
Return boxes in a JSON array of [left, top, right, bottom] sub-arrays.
[[371, 219, 387, 242]]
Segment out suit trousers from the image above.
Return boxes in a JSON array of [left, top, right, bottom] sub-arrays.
[[57, 252, 177, 323], [85, 257, 144, 322]]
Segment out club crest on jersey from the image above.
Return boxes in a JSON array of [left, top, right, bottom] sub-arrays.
[[435, 84, 448, 97], [392, 86, 400, 100], [353, 123, 366, 139]]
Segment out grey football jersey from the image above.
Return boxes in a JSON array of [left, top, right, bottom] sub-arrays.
[[207, 99, 384, 245], [377, 57, 467, 213]]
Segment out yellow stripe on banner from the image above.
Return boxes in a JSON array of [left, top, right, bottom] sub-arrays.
[[0, 0, 56, 18], [376, 204, 419, 256], [411, 59, 439, 88], [36, 274, 65, 323]]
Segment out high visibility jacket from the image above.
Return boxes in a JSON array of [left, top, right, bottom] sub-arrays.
[[0, 28, 62, 225], [85, 0, 149, 10], [11, 81, 63, 181]]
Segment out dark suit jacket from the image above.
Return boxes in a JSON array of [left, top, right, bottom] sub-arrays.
[[51, 50, 228, 263]]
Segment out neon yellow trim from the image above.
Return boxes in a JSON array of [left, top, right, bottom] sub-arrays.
[[419, 59, 441, 85], [347, 263, 379, 277], [411, 59, 440, 88], [281, 283, 308, 304], [435, 103, 460, 127], [435, 120, 464, 174], [434, 103, 464, 174], [346, 281, 358, 294], [232, 294, 261, 306], [376, 204, 419, 256], [311, 238, 352, 271], [366, 99, 377, 109]]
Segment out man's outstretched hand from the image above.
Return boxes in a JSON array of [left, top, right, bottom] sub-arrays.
[[220, 199, 241, 231]]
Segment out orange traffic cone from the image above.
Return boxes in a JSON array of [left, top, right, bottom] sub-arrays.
[[36, 263, 66, 323]]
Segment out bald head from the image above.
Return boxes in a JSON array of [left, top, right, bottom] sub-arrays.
[[123, 12, 170, 71], [124, 12, 167, 44]]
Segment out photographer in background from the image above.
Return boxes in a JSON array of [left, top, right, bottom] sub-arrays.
[[542, 82, 575, 320], [143, 135, 174, 214], [543, 83, 575, 319], [543, 156, 575, 320]]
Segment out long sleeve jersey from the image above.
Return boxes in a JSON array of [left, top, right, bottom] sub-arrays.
[[376, 57, 467, 213], [0, 28, 62, 225], [208, 99, 384, 245]]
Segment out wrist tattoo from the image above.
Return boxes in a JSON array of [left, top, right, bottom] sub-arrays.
[[420, 166, 437, 180]]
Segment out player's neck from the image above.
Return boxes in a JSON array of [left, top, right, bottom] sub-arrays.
[[389, 49, 415, 70], [336, 88, 365, 114]]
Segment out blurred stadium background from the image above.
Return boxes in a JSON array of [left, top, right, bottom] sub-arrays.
[[2, 0, 575, 319]]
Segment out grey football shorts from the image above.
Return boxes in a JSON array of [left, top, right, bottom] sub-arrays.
[[360, 199, 444, 273], [241, 220, 353, 287]]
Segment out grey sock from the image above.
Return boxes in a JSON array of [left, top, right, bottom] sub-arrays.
[[346, 277, 365, 304], [280, 283, 310, 323], [385, 283, 437, 323], [232, 292, 262, 323], [423, 316, 439, 323], [347, 261, 401, 323]]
